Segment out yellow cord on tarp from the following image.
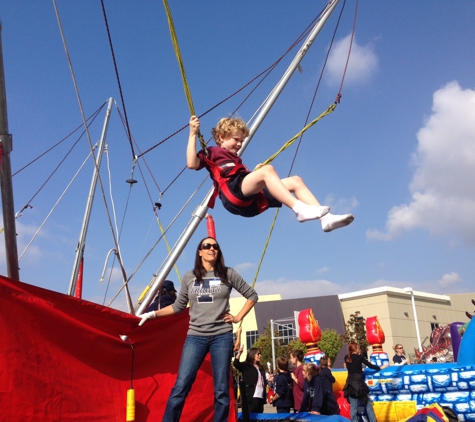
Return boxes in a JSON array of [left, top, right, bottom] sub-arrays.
[[162, 0, 208, 153]]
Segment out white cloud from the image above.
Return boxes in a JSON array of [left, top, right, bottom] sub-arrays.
[[326, 34, 379, 86], [367, 82, 475, 246], [324, 194, 359, 214], [438, 272, 461, 288], [316, 266, 330, 275], [255, 277, 343, 299], [234, 262, 256, 274], [0, 216, 44, 273]]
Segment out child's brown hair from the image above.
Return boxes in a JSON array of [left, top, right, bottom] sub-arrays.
[[319, 356, 330, 368], [276, 356, 289, 371], [211, 117, 249, 146]]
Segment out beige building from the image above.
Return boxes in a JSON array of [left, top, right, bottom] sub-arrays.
[[339, 287, 474, 360]]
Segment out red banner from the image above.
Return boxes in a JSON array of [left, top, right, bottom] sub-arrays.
[[0, 275, 236, 421]]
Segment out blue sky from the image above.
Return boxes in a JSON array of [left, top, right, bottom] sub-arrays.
[[0, 1, 474, 311]]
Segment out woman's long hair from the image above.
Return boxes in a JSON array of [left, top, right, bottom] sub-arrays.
[[245, 348, 262, 368], [346, 342, 359, 364], [193, 237, 229, 284]]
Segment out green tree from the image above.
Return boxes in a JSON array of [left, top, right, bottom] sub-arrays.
[[318, 328, 343, 363], [286, 337, 307, 357], [340, 311, 369, 354]]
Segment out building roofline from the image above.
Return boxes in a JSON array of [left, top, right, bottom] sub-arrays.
[[338, 286, 451, 303]]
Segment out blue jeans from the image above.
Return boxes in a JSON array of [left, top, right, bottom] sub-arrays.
[[163, 332, 234, 422], [349, 396, 377, 422]]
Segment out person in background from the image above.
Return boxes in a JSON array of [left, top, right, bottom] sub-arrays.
[[233, 347, 267, 413], [137, 237, 258, 422], [392, 344, 411, 365], [319, 356, 336, 393], [300, 363, 339, 415], [145, 279, 177, 312], [290, 350, 305, 412], [343, 343, 388, 422], [270, 356, 294, 413], [320, 356, 340, 415]]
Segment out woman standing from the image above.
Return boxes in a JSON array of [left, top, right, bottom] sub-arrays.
[[233, 347, 267, 413], [392, 344, 411, 365], [343, 343, 388, 422], [138, 237, 258, 422]]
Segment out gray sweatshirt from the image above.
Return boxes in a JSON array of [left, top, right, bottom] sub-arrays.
[[171, 268, 258, 336]]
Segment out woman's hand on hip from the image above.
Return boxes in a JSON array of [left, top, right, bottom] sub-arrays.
[[222, 312, 239, 323]]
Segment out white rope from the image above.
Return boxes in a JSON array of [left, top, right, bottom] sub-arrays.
[[19, 149, 94, 260]]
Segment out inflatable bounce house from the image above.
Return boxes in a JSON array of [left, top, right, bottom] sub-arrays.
[[268, 308, 475, 422], [329, 314, 475, 422]]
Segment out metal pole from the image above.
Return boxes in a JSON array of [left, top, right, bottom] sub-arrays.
[[270, 319, 276, 373], [135, 0, 341, 314], [67, 99, 120, 295], [404, 287, 422, 351], [239, 0, 341, 156], [0, 23, 20, 280]]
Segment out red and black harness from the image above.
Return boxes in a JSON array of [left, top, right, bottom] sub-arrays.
[[204, 157, 269, 216]]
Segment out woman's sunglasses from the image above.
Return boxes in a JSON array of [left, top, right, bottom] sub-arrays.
[[201, 243, 220, 250]]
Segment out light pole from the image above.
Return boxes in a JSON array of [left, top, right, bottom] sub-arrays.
[[403, 287, 422, 351]]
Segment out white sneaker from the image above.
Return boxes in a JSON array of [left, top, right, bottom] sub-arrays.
[[321, 213, 354, 232]]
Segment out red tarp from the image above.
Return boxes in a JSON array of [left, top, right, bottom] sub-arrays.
[[0, 275, 237, 421]]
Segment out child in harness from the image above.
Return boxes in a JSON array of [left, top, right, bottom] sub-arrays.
[[186, 115, 354, 232]]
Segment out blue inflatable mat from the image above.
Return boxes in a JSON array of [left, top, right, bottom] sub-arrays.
[[238, 413, 349, 421]]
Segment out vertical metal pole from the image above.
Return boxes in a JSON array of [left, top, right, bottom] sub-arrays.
[[404, 287, 422, 351], [270, 319, 276, 373], [135, 0, 341, 314], [68, 98, 115, 295], [0, 23, 20, 280], [410, 291, 422, 351]]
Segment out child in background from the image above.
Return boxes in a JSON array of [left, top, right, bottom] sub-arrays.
[[319, 356, 339, 415], [300, 363, 339, 415], [270, 356, 294, 413], [290, 350, 305, 412], [187, 115, 354, 232]]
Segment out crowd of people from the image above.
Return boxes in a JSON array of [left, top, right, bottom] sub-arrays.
[[232, 347, 341, 416]]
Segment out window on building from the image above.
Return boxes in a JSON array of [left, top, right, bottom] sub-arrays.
[[277, 323, 296, 345], [246, 330, 259, 350], [430, 322, 439, 331]]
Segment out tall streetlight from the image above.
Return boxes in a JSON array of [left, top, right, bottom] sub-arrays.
[[404, 287, 422, 351]]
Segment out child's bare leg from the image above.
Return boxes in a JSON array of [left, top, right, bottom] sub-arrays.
[[241, 166, 298, 208], [241, 166, 329, 222], [281, 175, 321, 206]]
